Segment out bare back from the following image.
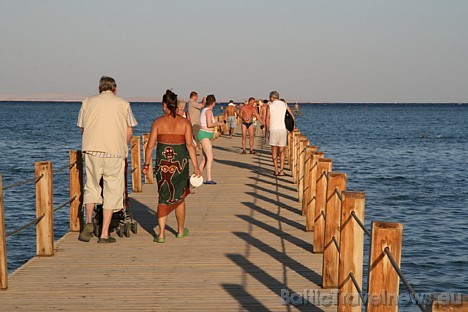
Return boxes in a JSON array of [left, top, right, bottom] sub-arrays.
[[226, 105, 237, 117]]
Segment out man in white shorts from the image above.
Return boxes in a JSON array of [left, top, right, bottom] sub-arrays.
[[265, 91, 295, 176]]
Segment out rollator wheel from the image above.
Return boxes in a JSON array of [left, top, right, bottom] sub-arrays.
[[124, 223, 131, 238], [118, 224, 124, 237], [131, 222, 137, 234]]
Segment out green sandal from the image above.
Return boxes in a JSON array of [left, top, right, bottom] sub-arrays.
[[176, 228, 189, 238], [153, 236, 166, 243]]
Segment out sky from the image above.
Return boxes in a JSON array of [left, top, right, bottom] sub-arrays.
[[1, 0, 467, 103]]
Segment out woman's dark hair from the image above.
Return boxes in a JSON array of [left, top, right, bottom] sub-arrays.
[[162, 89, 178, 118], [206, 94, 216, 106]]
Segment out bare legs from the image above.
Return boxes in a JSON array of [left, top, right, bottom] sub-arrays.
[[271, 146, 286, 175], [241, 124, 247, 153], [199, 138, 214, 181], [241, 124, 255, 153], [84, 202, 112, 239], [157, 201, 186, 238]]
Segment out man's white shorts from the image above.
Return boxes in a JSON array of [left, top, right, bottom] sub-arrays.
[[83, 153, 125, 211], [269, 129, 288, 147]]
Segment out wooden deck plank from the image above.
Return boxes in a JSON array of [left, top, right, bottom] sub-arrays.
[[0, 130, 337, 311]]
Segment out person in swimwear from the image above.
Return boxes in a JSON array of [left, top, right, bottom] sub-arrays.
[[198, 94, 224, 184], [239, 97, 263, 154], [224, 100, 238, 139]]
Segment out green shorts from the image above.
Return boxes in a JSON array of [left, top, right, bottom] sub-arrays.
[[197, 129, 214, 141]]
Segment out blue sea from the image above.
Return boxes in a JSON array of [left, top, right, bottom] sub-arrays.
[[0, 102, 466, 311]]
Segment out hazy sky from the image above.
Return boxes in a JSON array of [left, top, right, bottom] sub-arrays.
[[1, 0, 467, 102]]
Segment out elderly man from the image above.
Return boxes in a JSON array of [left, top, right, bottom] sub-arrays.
[[77, 76, 138, 243], [265, 91, 294, 176]]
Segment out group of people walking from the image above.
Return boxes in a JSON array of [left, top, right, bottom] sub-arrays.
[[77, 76, 294, 244]]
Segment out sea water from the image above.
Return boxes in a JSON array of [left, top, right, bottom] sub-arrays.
[[0, 102, 466, 311]]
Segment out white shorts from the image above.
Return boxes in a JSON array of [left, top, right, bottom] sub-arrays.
[[269, 129, 288, 147], [83, 153, 125, 211]]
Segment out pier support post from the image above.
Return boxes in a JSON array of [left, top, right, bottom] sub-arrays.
[[141, 133, 154, 184], [301, 146, 318, 216], [69, 150, 83, 232], [305, 151, 323, 232], [338, 191, 366, 312], [367, 222, 403, 312], [131, 136, 142, 192], [313, 158, 332, 253], [322, 172, 347, 288], [0, 175, 7, 289], [297, 137, 309, 204], [35, 161, 54, 256], [291, 130, 300, 182]]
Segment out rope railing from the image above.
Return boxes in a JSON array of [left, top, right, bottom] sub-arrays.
[[5, 213, 46, 238], [52, 161, 76, 174], [3, 174, 44, 191], [331, 236, 340, 253], [351, 211, 371, 238], [53, 195, 77, 213], [334, 188, 342, 202], [383, 247, 427, 312], [349, 272, 367, 305]]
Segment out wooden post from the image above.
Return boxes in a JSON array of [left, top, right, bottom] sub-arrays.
[[305, 151, 323, 232], [294, 135, 304, 184], [301, 146, 319, 215], [367, 221, 403, 312], [291, 130, 300, 183], [338, 191, 366, 312], [290, 130, 300, 173], [286, 131, 292, 167], [141, 133, 154, 184], [0, 175, 8, 289], [69, 150, 83, 232], [130, 136, 142, 192], [313, 158, 332, 253], [432, 294, 467, 312], [322, 172, 346, 288], [297, 137, 310, 203], [35, 161, 54, 256]]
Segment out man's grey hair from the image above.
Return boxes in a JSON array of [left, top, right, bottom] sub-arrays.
[[99, 76, 117, 93], [269, 91, 280, 100]]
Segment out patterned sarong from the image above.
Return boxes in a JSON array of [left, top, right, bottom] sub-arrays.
[[155, 135, 190, 218]]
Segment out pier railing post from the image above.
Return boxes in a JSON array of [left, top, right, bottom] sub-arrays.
[[69, 150, 83, 232], [338, 191, 365, 312], [322, 172, 346, 288], [305, 151, 323, 232], [0, 175, 8, 289], [294, 135, 305, 185], [291, 130, 300, 182], [301, 146, 318, 216], [367, 221, 403, 312], [313, 158, 332, 253], [35, 161, 54, 256], [297, 137, 309, 204], [141, 133, 154, 184], [130, 136, 142, 192]]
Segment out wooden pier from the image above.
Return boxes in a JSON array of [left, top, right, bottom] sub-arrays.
[[0, 131, 336, 311]]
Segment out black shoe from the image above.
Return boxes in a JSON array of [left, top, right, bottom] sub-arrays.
[[78, 223, 94, 242], [97, 236, 116, 244]]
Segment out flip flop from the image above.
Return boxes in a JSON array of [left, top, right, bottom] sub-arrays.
[[154, 236, 166, 243], [250, 151, 256, 154], [176, 228, 189, 238], [241, 150, 246, 154], [203, 180, 217, 185]]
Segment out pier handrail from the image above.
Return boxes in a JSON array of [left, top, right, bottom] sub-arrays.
[[0, 152, 87, 290], [289, 129, 437, 312]]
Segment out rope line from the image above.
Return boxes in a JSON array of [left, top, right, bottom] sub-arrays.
[[349, 272, 367, 305], [5, 213, 45, 238], [383, 247, 427, 312], [53, 195, 78, 213], [350, 211, 371, 238], [332, 236, 340, 253], [323, 171, 329, 180], [334, 188, 343, 201], [52, 162, 76, 174], [3, 174, 44, 191]]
